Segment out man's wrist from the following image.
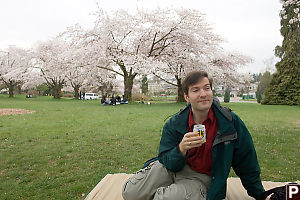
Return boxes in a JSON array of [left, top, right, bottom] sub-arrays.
[[179, 143, 187, 156]]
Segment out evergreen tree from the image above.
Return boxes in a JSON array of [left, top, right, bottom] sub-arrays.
[[256, 71, 272, 103], [256, 90, 262, 103], [224, 88, 230, 103], [252, 73, 262, 83], [141, 76, 148, 95], [264, 0, 300, 105], [36, 83, 51, 96]]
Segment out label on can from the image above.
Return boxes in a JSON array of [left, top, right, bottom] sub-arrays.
[[193, 124, 206, 144]]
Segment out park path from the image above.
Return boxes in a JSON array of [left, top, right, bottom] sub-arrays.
[[218, 97, 257, 103]]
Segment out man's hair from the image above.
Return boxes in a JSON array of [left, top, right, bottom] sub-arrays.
[[182, 71, 213, 95]]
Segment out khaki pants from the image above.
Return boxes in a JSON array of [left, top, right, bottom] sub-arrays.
[[122, 161, 211, 200]]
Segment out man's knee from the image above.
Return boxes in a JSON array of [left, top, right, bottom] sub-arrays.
[[122, 179, 138, 200], [122, 161, 173, 200], [153, 180, 207, 200]]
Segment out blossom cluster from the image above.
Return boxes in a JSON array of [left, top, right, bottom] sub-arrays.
[[280, 0, 300, 7], [280, 0, 300, 24]]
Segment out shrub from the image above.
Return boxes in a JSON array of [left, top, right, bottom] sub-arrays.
[[62, 93, 74, 98], [131, 93, 151, 101], [26, 90, 39, 98]]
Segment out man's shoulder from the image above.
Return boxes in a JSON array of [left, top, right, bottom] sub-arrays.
[[170, 104, 190, 120], [212, 99, 233, 122], [163, 104, 190, 132]]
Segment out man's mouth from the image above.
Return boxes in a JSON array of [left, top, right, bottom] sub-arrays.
[[199, 100, 209, 103]]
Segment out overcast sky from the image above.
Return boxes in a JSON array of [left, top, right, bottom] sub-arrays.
[[0, 0, 283, 73]]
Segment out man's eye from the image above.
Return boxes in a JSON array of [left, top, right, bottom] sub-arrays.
[[192, 89, 198, 92]]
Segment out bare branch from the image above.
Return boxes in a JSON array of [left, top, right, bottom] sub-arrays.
[[152, 72, 178, 87], [96, 64, 124, 77]]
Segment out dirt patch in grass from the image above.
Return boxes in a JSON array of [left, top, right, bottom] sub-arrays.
[[294, 119, 300, 124], [294, 119, 300, 128], [0, 108, 35, 116], [291, 119, 300, 127]]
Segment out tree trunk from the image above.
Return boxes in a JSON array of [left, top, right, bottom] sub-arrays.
[[124, 74, 134, 101], [115, 62, 137, 102], [73, 85, 80, 99], [8, 84, 14, 98], [16, 84, 22, 94], [4, 80, 18, 98], [176, 76, 185, 102], [51, 83, 63, 99]]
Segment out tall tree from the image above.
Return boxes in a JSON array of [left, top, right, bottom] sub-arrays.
[[224, 88, 231, 103], [33, 39, 70, 99], [256, 71, 272, 103], [141, 75, 148, 95], [147, 9, 252, 102], [81, 10, 152, 101], [62, 8, 252, 102], [62, 42, 114, 99], [264, 0, 300, 105], [0, 46, 30, 98]]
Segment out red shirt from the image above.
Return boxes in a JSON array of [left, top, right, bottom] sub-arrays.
[[186, 107, 218, 175]]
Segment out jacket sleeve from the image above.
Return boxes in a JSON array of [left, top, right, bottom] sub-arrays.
[[231, 113, 265, 199], [158, 121, 188, 172]]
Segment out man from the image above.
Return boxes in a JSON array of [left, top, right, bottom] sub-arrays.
[[122, 71, 265, 200]]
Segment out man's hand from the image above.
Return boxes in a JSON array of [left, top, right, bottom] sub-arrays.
[[179, 132, 204, 156]]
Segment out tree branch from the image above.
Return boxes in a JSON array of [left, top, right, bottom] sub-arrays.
[[148, 32, 157, 57], [148, 27, 177, 57], [152, 72, 178, 87], [96, 64, 124, 77]]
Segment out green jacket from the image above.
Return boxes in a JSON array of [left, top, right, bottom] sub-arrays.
[[147, 100, 264, 200]]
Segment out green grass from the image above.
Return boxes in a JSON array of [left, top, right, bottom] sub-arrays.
[[0, 95, 299, 199]]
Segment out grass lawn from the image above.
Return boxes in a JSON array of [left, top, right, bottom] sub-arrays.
[[0, 95, 299, 199]]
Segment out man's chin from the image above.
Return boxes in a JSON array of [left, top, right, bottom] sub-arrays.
[[193, 103, 211, 111]]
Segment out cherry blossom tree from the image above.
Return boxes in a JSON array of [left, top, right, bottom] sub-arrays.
[[61, 8, 252, 102], [63, 44, 113, 99], [59, 25, 118, 98], [0, 46, 31, 98], [152, 51, 252, 101], [78, 8, 222, 101], [32, 38, 72, 99], [144, 9, 252, 101], [90, 10, 155, 101], [61, 13, 157, 101], [207, 52, 253, 87]]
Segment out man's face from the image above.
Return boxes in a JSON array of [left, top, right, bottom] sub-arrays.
[[184, 77, 213, 113]]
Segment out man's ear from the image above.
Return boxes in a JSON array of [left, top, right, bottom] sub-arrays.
[[184, 93, 190, 103]]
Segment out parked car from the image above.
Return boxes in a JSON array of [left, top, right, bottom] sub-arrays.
[[83, 93, 99, 100]]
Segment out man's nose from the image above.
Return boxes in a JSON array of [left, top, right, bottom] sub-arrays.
[[199, 89, 207, 97]]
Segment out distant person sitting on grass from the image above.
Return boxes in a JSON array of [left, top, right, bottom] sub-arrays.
[[116, 95, 121, 104], [122, 70, 266, 200], [101, 95, 111, 105], [101, 96, 106, 105], [110, 95, 116, 106], [121, 95, 128, 104]]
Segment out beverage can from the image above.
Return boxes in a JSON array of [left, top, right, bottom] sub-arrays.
[[193, 124, 206, 144]]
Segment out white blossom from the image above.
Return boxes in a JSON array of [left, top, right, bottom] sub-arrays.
[[0, 46, 32, 95], [280, 9, 286, 15]]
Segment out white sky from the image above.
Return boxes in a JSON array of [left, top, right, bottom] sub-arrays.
[[0, 0, 283, 73]]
